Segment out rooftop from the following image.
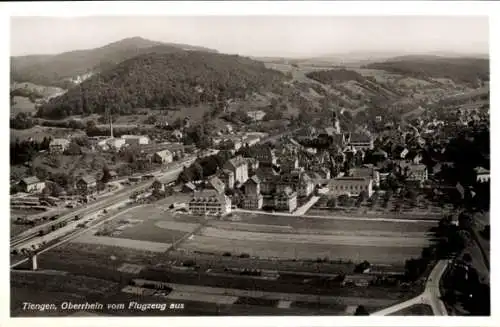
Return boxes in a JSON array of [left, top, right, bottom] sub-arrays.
[[21, 176, 41, 185]]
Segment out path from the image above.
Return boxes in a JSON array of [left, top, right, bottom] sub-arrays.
[[293, 196, 320, 216], [371, 260, 449, 316]]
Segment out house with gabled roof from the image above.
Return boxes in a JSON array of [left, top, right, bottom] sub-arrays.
[[18, 176, 45, 193], [242, 175, 263, 209], [206, 176, 226, 194], [223, 155, 249, 185], [76, 175, 97, 195]]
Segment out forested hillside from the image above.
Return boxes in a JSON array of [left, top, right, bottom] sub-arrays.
[[364, 56, 489, 86], [37, 51, 289, 119], [11, 37, 218, 88]]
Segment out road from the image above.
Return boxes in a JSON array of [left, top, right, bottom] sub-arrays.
[[371, 260, 449, 316], [10, 157, 196, 250]]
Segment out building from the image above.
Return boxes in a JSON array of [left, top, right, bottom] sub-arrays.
[[252, 145, 277, 166], [475, 167, 490, 183], [298, 173, 315, 198], [206, 176, 225, 194], [247, 110, 266, 121], [245, 158, 260, 175], [399, 162, 428, 184], [182, 182, 197, 193], [105, 138, 126, 151], [76, 175, 97, 195], [242, 175, 263, 209], [274, 187, 297, 212], [223, 156, 249, 185], [172, 129, 183, 141], [346, 133, 374, 150], [279, 156, 299, 173], [188, 189, 231, 216], [328, 177, 373, 198], [18, 176, 45, 193], [350, 166, 380, 187], [153, 150, 173, 164], [49, 138, 70, 153], [244, 136, 261, 147], [121, 135, 150, 146], [218, 169, 235, 190]]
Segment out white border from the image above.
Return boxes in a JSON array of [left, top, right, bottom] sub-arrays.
[[1, 2, 498, 327]]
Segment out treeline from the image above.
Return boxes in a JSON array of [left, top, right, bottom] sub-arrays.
[[37, 51, 288, 119], [10, 137, 51, 166], [177, 151, 232, 184], [364, 57, 489, 87], [305, 69, 365, 84], [10, 88, 44, 102]]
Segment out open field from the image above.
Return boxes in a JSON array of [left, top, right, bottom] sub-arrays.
[[72, 233, 172, 252], [11, 96, 36, 115], [11, 126, 86, 142]]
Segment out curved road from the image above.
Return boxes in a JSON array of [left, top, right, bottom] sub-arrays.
[[371, 260, 449, 316]]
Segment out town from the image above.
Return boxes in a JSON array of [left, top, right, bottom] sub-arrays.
[[9, 16, 490, 318]]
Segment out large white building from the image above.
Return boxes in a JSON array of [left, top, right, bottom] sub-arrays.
[[223, 156, 249, 185], [328, 177, 373, 198], [188, 190, 231, 216]]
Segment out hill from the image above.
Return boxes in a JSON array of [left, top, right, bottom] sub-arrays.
[[11, 37, 218, 88], [37, 50, 288, 119], [363, 56, 489, 87]]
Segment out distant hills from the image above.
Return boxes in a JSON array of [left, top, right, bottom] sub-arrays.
[[37, 50, 288, 119], [10, 37, 219, 88], [363, 56, 489, 87]]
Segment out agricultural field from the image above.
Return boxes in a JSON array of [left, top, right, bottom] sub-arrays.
[[10, 126, 86, 142], [176, 212, 437, 265], [10, 96, 36, 115]]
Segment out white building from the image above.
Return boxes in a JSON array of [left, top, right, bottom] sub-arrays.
[[223, 156, 249, 185], [121, 135, 150, 146], [153, 150, 173, 164], [18, 176, 45, 193], [475, 167, 490, 183], [49, 138, 70, 153], [188, 190, 231, 216], [328, 177, 373, 198]]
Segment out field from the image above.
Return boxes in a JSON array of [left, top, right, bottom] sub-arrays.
[[63, 201, 436, 265], [10, 126, 86, 142], [11, 96, 36, 115]]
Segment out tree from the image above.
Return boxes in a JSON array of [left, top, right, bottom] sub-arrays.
[[192, 162, 204, 180], [327, 198, 337, 209], [354, 305, 369, 316], [101, 166, 112, 184], [10, 112, 34, 130], [64, 141, 82, 155]]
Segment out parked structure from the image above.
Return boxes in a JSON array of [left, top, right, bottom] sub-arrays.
[[247, 110, 266, 121]]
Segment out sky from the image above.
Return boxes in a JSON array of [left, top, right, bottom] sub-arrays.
[[10, 16, 489, 57]]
